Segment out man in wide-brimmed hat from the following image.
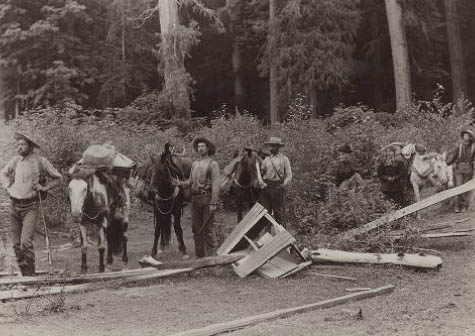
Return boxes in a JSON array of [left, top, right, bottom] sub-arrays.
[[259, 136, 292, 225], [446, 129, 475, 212], [173, 136, 220, 258], [0, 132, 63, 276]]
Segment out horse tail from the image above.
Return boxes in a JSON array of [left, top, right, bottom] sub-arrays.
[[107, 217, 124, 256]]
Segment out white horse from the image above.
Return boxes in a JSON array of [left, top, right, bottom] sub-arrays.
[[382, 143, 451, 204]]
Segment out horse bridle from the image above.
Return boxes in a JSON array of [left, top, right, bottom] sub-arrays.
[[154, 158, 180, 215]]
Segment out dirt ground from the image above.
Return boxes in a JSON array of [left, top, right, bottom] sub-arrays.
[[0, 120, 474, 336]]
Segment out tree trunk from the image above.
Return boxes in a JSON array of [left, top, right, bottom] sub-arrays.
[[385, 0, 412, 112], [159, 0, 191, 121], [121, 0, 127, 105], [444, 0, 467, 107], [370, 7, 384, 110], [232, 41, 244, 107], [269, 0, 281, 122]]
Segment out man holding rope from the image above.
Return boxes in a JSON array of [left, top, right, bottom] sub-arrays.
[[173, 137, 220, 258], [0, 132, 62, 276]]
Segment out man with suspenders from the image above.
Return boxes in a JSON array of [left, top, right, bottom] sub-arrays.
[[174, 137, 220, 258], [0, 132, 62, 275], [260, 136, 292, 226], [446, 129, 475, 213]]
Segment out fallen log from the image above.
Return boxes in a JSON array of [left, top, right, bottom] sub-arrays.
[[337, 179, 475, 241], [305, 248, 442, 269], [138, 254, 244, 270], [172, 285, 395, 336]]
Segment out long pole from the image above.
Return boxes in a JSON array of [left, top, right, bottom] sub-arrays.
[[38, 191, 52, 272]]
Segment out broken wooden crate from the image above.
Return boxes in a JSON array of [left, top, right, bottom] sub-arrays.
[[217, 203, 310, 278]]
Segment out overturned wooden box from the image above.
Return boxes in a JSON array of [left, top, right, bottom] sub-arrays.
[[217, 203, 311, 278]]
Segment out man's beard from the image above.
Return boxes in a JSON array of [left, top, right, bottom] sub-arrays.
[[270, 148, 279, 155]]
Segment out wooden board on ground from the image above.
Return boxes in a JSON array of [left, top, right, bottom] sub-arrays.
[[0, 267, 161, 287], [171, 285, 395, 336], [390, 231, 473, 240], [305, 248, 442, 269], [337, 179, 475, 241], [138, 254, 244, 270], [0, 268, 192, 301]]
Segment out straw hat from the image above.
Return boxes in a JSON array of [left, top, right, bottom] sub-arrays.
[[14, 132, 41, 148], [264, 136, 285, 147]]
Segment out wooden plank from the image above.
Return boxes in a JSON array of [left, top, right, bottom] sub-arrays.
[[338, 179, 475, 240], [281, 261, 312, 279], [233, 230, 295, 278], [256, 256, 298, 279], [345, 287, 372, 292], [307, 248, 442, 269], [217, 203, 267, 255], [310, 272, 357, 281], [138, 254, 244, 270], [390, 231, 473, 240], [392, 246, 442, 256], [0, 268, 193, 301], [172, 285, 395, 336], [0, 267, 159, 287]]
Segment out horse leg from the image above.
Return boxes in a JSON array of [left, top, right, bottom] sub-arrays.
[[106, 229, 113, 266], [173, 209, 189, 259], [122, 221, 129, 267], [151, 212, 161, 257], [98, 220, 107, 273], [79, 224, 88, 274], [411, 178, 422, 219]]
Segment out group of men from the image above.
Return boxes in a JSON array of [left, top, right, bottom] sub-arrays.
[[0, 133, 294, 275], [331, 129, 475, 212], [174, 136, 293, 258]]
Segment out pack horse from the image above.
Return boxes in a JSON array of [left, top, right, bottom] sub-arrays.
[[68, 144, 134, 273]]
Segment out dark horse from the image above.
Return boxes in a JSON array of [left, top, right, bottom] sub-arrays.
[[223, 148, 266, 222], [136, 143, 192, 258], [69, 169, 129, 273]]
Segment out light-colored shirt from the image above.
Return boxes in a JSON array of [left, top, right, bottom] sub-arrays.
[[261, 153, 292, 186], [185, 157, 220, 205], [0, 153, 63, 199]]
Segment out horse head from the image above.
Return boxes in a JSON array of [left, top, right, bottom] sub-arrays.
[[239, 148, 266, 189], [69, 176, 89, 223], [430, 153, 449, 187]]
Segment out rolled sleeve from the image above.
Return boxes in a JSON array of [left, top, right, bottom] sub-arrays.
[[0, 157, 18, 190], [210, 161, 220, 205], [283, 156, 292, 186]]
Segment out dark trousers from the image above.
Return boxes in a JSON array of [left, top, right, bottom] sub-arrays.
[[191, 194, 216, 258], [260, 181, 285, 225], [454, 169, 473, 210], [382, 190, 405, 208], [10, 200, 39, 276]]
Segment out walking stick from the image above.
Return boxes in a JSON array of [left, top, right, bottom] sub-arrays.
[[38, 191, 52, 273]]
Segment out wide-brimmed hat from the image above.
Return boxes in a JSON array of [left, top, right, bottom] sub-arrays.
[[14, 132, 41, 148], [264, 136, 285, 147], [192, 137, 216, 155], [460, 129, 474, 139], [338, 144, 352, 154]]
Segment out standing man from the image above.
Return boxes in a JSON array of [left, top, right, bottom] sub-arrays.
[[260, 136, 292, 225], [446, 129, 475, 213], [0, 132, 63, 276], [174, 137, 220, 258]]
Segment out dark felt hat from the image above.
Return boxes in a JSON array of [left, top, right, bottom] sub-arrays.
[[14, 132, 41, 148], [192, 137, 216, 155]]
